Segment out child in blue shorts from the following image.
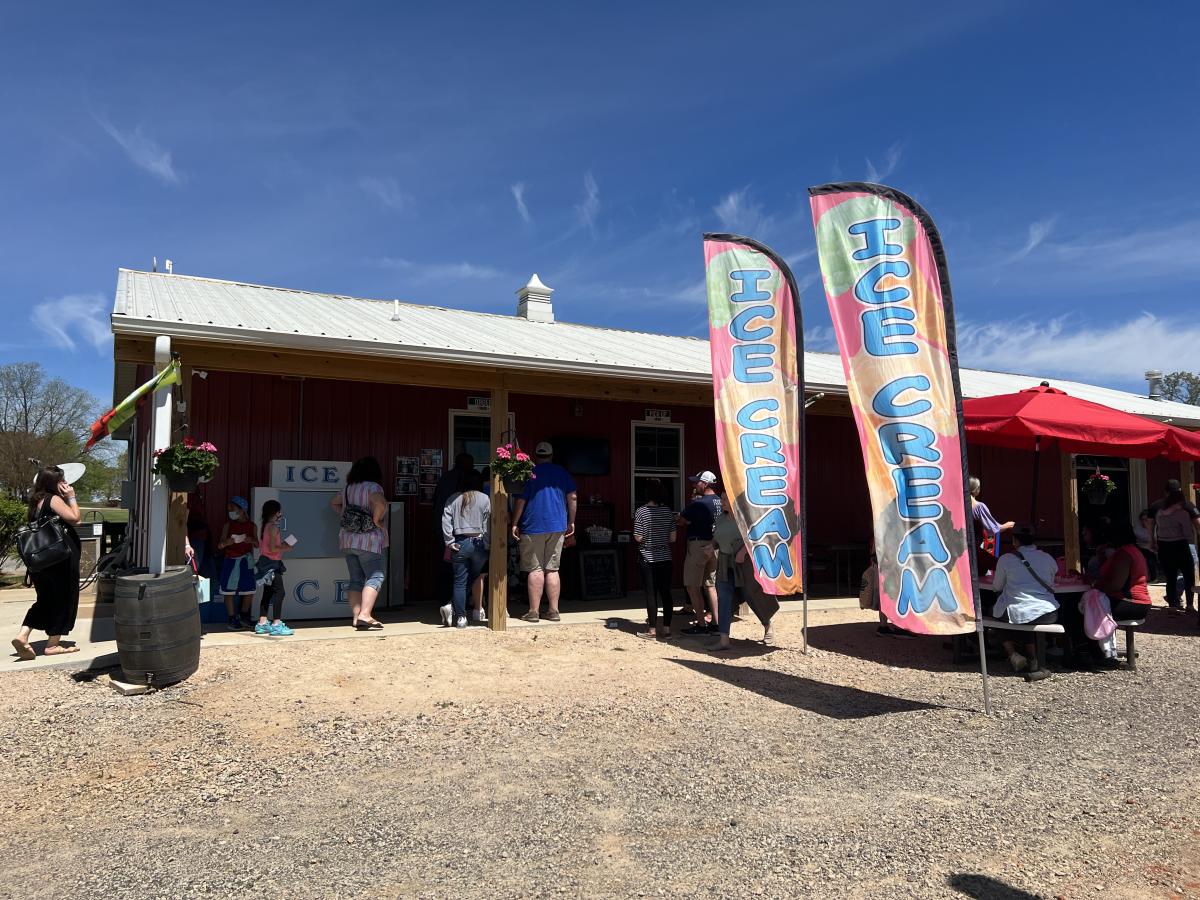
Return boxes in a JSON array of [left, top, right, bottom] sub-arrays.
[[218, 495, 258, 629]]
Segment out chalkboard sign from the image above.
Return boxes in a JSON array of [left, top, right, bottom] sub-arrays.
[[579, 548, 622, 601]]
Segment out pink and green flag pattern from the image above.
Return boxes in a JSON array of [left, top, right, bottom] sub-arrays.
[[703, 234, 805, 597], [808, 184, 975, 635], [86, 359, 182, 448]]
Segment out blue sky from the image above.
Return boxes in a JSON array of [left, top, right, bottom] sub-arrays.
[[1, 1, 1197, 399]]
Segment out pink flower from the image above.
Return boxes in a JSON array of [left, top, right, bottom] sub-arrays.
[[516, 452, 529, 462], [182, 436, 195, 448], [497, 448, 511, 459], [505, 443, 513, 449], [198, 442, 218, 452], [530, 473, 537, 479]]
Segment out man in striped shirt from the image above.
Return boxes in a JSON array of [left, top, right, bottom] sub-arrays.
[[633, 479, 677, 638]]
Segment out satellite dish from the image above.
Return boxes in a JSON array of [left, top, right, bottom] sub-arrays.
[[58, 463, 86, 485]]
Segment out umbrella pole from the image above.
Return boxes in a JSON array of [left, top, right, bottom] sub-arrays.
[[1030, 436, 1041, 526]]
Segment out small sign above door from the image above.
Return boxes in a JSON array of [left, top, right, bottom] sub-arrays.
[[644, 408, 671, 423]]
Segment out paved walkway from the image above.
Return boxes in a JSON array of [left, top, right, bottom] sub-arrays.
[[0, 587, 858, 674]]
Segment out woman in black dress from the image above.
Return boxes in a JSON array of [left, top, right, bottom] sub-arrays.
[[10, 466, 82, 660]]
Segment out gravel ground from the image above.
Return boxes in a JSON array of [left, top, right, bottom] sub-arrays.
[[0, 602, 1197, 900]]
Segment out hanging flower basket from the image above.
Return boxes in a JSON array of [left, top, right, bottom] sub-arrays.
[[1083, 471, 1115, 506], [154, 438, 220, 494], [167, 472, 200, 493], [492, 442, 535, 494]]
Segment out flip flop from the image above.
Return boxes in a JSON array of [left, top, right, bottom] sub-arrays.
[[11, 639, 35, 661], [353, 621, 373, 631], [43, 645, 79, 656], [366, 620, 384, 630]]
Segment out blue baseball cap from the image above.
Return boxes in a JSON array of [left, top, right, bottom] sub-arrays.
[[230, 495, 249, 511]]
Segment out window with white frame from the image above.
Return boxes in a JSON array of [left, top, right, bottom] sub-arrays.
[[449, 410, 516, 472], [632, 422, 685, 513]]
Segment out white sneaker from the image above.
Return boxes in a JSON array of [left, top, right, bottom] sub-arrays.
[[439, 604, 453, 626], [455, 616, 468, 629], [471, 608, 487, 622], [1009, 652, 1029, 673]]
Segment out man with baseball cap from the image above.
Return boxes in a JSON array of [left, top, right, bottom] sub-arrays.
[[511, 441, 577, 622], [678, 469, 722, 633]]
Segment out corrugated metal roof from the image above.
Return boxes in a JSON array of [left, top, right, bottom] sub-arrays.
[[111, 269, 1200, 426]]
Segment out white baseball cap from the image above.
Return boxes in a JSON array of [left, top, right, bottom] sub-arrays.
[[688, 470, 718, 484], [534, 441, 554, 457]]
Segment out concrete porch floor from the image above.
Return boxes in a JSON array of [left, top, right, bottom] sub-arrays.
[[0, 586, 859, 675]]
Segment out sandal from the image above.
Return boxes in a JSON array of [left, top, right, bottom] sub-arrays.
[[11, 638, 35, 661], [43, 645, 80, 656]]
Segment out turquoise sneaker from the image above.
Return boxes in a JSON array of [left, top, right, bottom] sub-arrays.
[[254, 621, 271, 635], [269, 622, 294, 636]]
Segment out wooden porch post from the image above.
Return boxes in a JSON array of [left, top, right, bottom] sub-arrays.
[[488, 382, 509, 631], [1060, 452, 1080, 571], [1182, 461, 1196, 505], [166, 364, 191, 565]]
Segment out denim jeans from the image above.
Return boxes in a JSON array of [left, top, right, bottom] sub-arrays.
[[716, 578, 736, 637], [451, 537, 489, 620]]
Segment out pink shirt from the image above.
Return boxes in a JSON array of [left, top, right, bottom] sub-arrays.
[[259, 522, 285, 561]]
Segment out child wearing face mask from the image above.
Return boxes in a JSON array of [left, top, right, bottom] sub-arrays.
[[253, 500, 294, 636], [217, 495, 259, 630]]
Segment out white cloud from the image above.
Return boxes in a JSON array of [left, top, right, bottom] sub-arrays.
[[31, 294, 112, 352], [376, 258, 505, 283], [957, 313, 1200, 384], [95, 116, 180, 184], [713, 187, 775, 237], [865, 141, 905, 184], [511, 182, 532, 223], [359, 176, 411, 212], [575, 172, 600, 231], [1010, 216, 1057, 261]]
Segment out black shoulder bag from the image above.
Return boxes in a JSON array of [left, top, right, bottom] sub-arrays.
[[1015, 547, 1055, 594], [16, 499, 72, 573]]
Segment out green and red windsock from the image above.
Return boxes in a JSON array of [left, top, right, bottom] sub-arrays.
[[85, 359, 182, 448]]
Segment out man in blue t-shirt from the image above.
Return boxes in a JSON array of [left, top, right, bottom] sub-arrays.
[[678, 470, 722, 633], [511, 442, 577, 623]]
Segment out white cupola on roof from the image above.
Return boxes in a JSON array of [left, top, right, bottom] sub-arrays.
[[516, 273, 554, 323]]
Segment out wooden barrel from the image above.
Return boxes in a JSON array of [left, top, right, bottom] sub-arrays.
[[114, 567, 201, 687]]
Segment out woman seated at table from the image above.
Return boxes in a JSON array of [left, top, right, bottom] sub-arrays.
[[990, 525, 1059, 674], [1082, 518, 1114, 580], [1085, 519, 1152, 624]]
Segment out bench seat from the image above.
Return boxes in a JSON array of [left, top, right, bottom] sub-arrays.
[[979, 617, 1065, 634]]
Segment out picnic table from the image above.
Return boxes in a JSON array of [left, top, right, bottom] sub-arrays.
[[956, 575, 1145, 671]]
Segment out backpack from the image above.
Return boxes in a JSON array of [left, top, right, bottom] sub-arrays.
[[339, 487, 376, 534]]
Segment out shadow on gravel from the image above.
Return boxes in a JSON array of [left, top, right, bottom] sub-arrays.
[[805, 621, 962, 672], [947, 873, 1041, 899], [668, 658, 944, 718]]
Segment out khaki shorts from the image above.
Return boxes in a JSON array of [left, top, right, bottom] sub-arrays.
[[520, 532, 565, 573], [683, 539, 716, 588]]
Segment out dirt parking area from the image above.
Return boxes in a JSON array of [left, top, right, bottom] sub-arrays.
[[0, 604, 1197, 899]]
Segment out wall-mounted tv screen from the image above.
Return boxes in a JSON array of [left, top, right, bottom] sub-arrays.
[[551, 436, 610, 476]]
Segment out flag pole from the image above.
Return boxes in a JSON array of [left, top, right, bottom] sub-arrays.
[[975, 597, 992, 716]]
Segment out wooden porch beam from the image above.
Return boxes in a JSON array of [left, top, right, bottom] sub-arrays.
[[1060, 452, 1080, 571], [114, 336, 715, 407], [488, 382, 510, 631]]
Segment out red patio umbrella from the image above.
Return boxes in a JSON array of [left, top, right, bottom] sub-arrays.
[[962, 382, 1200, 523]]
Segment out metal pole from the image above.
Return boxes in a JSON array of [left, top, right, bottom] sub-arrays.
[[801, 593, 808, 654], [975, 617, 992, 715]]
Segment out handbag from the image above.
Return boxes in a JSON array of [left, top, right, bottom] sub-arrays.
[[16, 500, 72, 573], [192, 559, 212, 604], [339, 488, 376, 534]]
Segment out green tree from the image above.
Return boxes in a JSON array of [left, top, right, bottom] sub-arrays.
[[0, 362, 119, 498], [0, 496, 27, 572], [1160, 371, 1200, 406]]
